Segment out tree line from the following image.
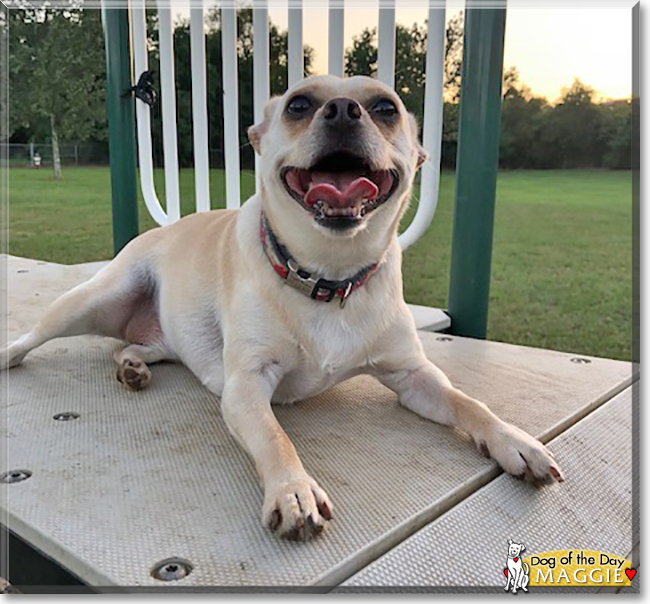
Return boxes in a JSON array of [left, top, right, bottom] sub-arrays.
[[8, 7, 632, 180]]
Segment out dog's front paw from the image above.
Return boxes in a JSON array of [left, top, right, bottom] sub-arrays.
[[263, 474, 333, 541], [0, 340, 28, 370], [476, 421, 564, 487]]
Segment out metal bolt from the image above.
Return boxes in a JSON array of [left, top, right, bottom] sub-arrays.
[[436, 336, 453, 342], [150, 558, 193, 581], [1, 470, 32, 484], [17, 270, 28, 274], [570, 357, 592, 364], [53, 412, 80, 421]]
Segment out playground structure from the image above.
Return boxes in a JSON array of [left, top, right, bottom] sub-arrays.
[[104, 0, 507, 339], [1, 0, 637, 592]]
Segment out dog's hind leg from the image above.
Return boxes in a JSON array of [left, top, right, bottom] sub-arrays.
[[1, 251, 157, 369]]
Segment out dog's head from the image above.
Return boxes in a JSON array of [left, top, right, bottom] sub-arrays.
[[249, 75, 426, 241], [508, 540, 526, 557]]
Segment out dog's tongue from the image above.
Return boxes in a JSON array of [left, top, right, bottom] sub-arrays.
[[304, 172, 379, 208]]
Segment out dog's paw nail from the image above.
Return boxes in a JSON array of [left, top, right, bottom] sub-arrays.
[[479, 441, 491, 459], [523, 466, 546, 489], [550, 466, 564, 482], [283, 527, 301, 541], [307, 514, 323, 534], [269, 509, 282, 531], [317, 499, 333, 521]]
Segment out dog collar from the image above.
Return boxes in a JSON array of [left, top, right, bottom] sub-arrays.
[[260, 211, 381, 308]]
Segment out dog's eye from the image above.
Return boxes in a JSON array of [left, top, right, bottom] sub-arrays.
[[286, 95, 312, 115], [371, 98, 398, 117]]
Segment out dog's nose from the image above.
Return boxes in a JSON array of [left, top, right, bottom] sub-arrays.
[[322, 98, 362, 126]]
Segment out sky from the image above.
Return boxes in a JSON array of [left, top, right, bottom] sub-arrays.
[[176, 4, 633, 103]]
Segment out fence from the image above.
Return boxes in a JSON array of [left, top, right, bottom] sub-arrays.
[[6, 142, 109, 168], [124, 2, 446, 249], [4, 142, 245, 172]]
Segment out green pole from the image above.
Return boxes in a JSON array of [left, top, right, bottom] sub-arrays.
[[101, 0, 139, 255], [447, 4, 507, 339]]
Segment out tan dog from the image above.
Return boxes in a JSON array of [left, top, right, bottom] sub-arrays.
[[2, 75, 563, 541]]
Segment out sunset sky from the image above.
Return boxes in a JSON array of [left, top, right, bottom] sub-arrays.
[[176, 3, 633, 103]]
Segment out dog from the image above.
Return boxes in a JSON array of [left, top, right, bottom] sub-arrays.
[[2, 75, 563, 541], [505, 540, 529, 593]]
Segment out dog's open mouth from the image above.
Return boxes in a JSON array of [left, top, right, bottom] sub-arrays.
[[281, 152, 399, 228]]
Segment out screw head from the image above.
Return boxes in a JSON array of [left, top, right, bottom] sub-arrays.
[[53, 412, 80, 421], [1, 470, 32, 484], [436, 336, 453, 342], [570, 357, 592, 364], [150, 558, 193, 581]]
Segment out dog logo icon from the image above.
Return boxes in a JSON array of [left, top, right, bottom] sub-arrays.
[[504, 539, 529, 594]]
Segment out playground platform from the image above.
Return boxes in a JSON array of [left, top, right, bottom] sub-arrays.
[[1, 255, 638, 592]]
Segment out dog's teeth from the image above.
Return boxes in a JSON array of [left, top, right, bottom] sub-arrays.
[[315, 202, 364, 218]]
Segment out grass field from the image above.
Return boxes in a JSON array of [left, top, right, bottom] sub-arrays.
[[8, 167, 633, 361]]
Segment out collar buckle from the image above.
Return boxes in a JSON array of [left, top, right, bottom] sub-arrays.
[[286, 259, 320, 298], [311, 278, 339, 303]]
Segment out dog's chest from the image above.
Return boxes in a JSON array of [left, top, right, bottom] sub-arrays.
[[273, 311, 373, 402]]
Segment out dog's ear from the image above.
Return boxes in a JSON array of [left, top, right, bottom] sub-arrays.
[[248, 96, 281, 155], [520, 544, 525, 551], [416, 145, 428, 169], [508, 539, 513, 545], [407, 113, 427, 169]]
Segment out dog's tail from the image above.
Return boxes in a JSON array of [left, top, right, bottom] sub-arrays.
[[523, 563, 529, 574]]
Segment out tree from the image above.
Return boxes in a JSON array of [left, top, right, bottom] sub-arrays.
[[345, 12, 464, 113], [443, 12, 463, 102], [144, 9, 314, 170], [544, 79, 605, 168], [344, 13, 464, 162], [345, 28, 377, 78], [394, 23, 427, 117], [499, 67, 547, 169], [8, 4, 106, 179], [600, 100, 632, 169]]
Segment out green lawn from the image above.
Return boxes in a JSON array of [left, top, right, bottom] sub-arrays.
[[8, 167, 633, 361]]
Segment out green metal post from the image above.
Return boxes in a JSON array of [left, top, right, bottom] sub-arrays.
[[447, 4, 507, 339], [101, 1, 139, 255]]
